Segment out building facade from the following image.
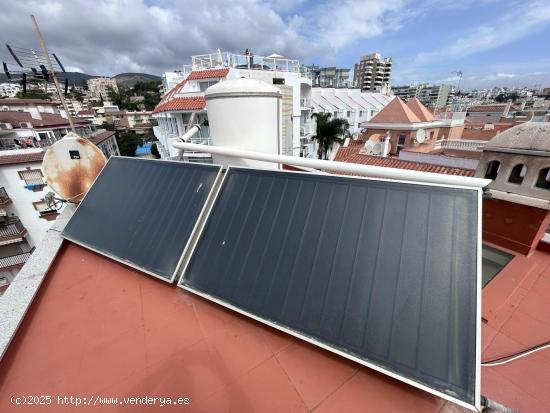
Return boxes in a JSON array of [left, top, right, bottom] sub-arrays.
[[392, 84, 455, 108], [304, 66, 351, 88], [0, 83, 21, 98], [353, 53, 392, 92], [86, 77, 119, 101]]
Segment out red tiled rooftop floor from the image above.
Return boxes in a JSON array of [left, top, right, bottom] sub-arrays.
[[1, 242, 550, 412], [0, 242, 459, 413]]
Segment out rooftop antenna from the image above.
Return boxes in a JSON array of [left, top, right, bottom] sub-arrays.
[[30, 14, 76, 133], [452, 70, 463, 92]]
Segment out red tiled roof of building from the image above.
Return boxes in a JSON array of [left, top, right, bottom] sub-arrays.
[[368, 97, 421, 124], [77, 109, 96, 116], [0, 111, 88, 129], [0, 149, 45, 165], [335, 142, 475, 177], [154, 96, 206, 113], [88, 131, 115, 145], [186, 68, 230, 80], [0, 98, 58, 106], [467, 104, 522, 113], [406, 97, 435, 122]]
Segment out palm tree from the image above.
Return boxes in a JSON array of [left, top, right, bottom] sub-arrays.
[[310, 112, 350, 160]]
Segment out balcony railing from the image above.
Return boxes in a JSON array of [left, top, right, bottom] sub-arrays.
[[0, 249, 33, 271], [191, 51, 301, 73], [0, 187, 12, 207], [434, 139, 488, 152], [0, 218, 27, 242]]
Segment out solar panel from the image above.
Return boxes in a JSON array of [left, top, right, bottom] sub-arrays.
[[62, 157, 222, 282], [180, 167, 481, 410]]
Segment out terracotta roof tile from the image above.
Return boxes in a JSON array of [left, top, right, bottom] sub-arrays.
[[153, 96, 206, 113], [186, 68, 230, 80], [467, 104, 521, 113], [0, 111, 88, 128], [335, 142, 475, 177], [406, 97, 435, 122], [368, 97, 421, 124], [88, 131, 115, 145], [0, 149, 45, 165], [77, 109, 96, 116], [0, 98, 58, 105]]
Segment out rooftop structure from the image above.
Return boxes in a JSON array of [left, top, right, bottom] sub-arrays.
[[86, 77, 118, 102], [392, 84, 455, 109], [304, 65, 351, 88]]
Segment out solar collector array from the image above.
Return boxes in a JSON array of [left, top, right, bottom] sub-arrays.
[[62, 157, 222, 281], [181, 167, 480, 409]]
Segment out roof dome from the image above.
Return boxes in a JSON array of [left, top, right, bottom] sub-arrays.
[[485, 122, 550, 153], [204, 78, 281, 99]]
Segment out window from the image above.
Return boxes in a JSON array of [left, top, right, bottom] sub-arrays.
[[359, 110, 363, 117], [508, 164, 527, 184], [199, 80, 218, 92], [18, 169, 45, 190], [272, 78, 285, 85], [347, 111, 351, 117], [484, 160, 500, 180], [33, 199, 58, 220], [535, 168, 550, 189], [482, 244, 513, 287], [396, 134, 406, 154]]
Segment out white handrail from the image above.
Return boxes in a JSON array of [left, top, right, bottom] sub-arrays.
[[172, 141, 490, 188]]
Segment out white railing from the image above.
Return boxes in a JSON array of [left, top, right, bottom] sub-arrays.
[[300, 99, 311, 108], [191, 51, 301, 73], [434, 139, 488, 152], [0, 251, 32, 270]]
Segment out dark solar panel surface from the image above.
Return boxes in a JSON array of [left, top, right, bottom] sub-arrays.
[[182, 167, 479, 407], [62, 157, 221, 281]]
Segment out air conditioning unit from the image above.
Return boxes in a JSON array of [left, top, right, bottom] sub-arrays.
[[0, 123, 13, 130], [19, 122, 33, 129]]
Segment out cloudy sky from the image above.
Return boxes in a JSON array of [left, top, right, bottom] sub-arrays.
[[0, 0, 549, 89]]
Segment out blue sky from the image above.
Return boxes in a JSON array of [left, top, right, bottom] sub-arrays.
[[1, 0, 549, 89]]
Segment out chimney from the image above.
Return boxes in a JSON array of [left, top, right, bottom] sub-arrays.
[[503, 100, 512, 117], [382, 130, 391, 158]]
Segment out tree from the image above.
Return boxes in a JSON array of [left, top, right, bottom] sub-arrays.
[[16, 89, 51, 100], [151, 143, 160, 159], [116, 131, 141, 157], [310, 112, 350, 160]]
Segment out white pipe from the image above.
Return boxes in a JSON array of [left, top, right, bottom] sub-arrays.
[[172, 141, 491, 188], [173, 125, 201, 160]]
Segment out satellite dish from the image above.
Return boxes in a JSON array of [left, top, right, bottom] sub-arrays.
[[371, 143, 382, 155], [42, 131, 107, 203], [416, 128, 427, 144], [363, 139, 382, 156]]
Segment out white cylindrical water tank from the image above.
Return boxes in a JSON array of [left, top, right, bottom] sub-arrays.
[[205, 78, 282, 168]]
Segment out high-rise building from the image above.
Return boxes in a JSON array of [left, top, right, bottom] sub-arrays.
[[353, 53, 392, 92], [304, 65, 351, 88]]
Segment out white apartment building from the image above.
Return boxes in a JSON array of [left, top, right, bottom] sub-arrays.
[[86, 77, 119, 101], [392, 84, 455, 108], [0, 149, 62, 287], [160, 71, 186, 95], [154, 51, 313, 160], [0, 83, 21, 98]]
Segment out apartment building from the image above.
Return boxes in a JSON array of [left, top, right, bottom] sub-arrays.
[[0, 83, 21, 98], [353, 53, 392, 92], [392, 83, 454, 108], [0, 149, 60, 287], [304, 65, 351, 88], [86, 77, 119, 101]]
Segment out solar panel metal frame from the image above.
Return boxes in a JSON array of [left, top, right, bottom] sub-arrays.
[[179, 165, 482, 411], [61, 156, 224, 283]]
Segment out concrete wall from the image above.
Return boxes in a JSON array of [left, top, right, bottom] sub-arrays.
[[399, 151, 479, 170]]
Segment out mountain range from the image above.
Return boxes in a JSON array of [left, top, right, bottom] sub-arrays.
[[0, 72, 161, 88]]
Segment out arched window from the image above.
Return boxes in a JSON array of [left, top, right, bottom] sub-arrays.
[[508, 164, 527, 184], [535, 167, 550, 190], [484, 160, 500, 179]]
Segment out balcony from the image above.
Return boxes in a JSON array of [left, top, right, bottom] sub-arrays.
[[0, 187, 12, 208], [434, 139, 488, 152], [0, 249, 33, 272], [0, 218, 27, 245]]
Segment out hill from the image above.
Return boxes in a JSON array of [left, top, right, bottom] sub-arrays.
[[114, 73, 161, 88], [0, 72, 161, 88]]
